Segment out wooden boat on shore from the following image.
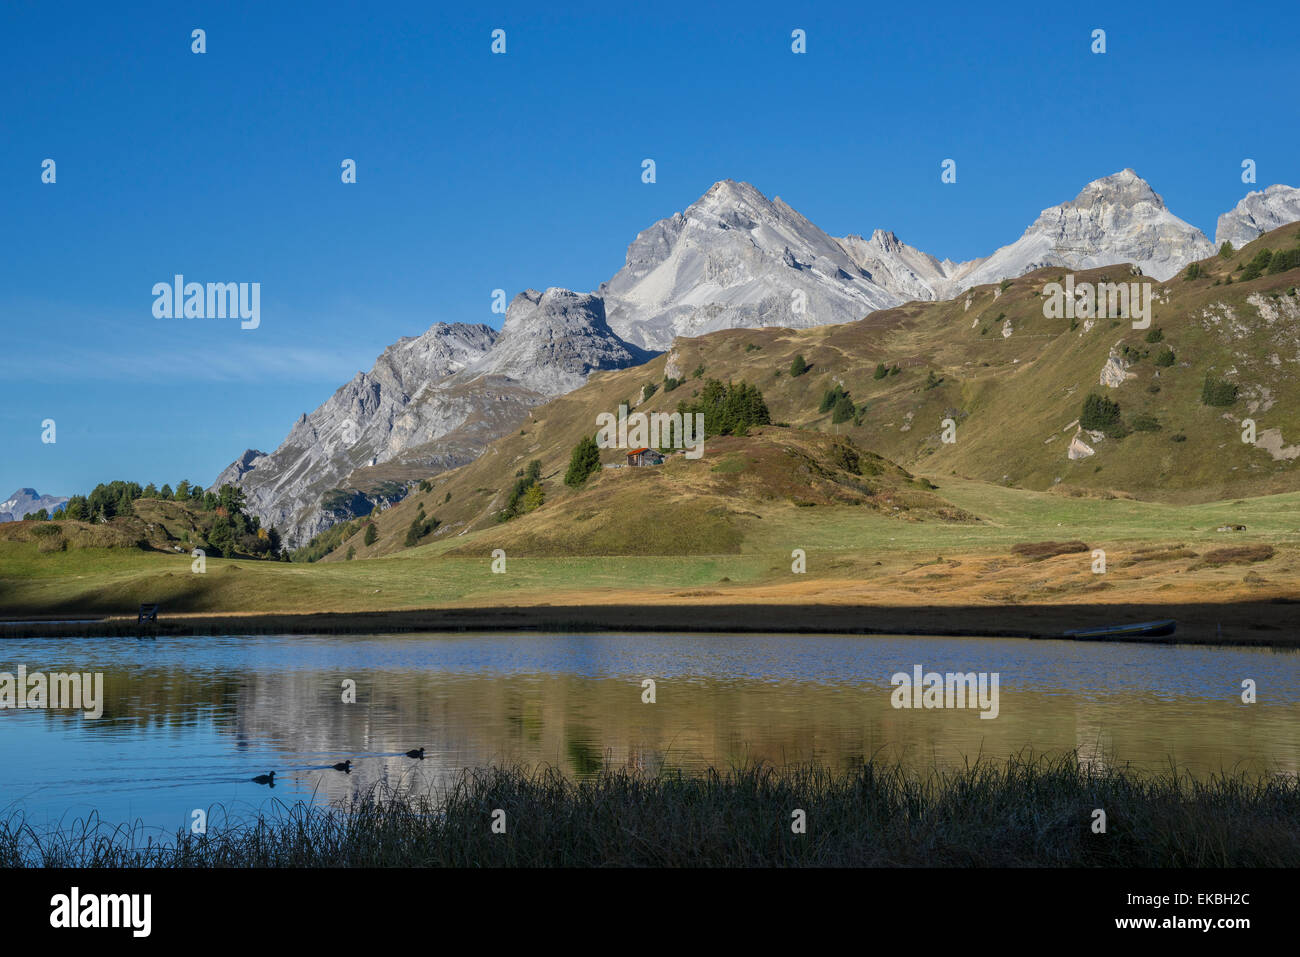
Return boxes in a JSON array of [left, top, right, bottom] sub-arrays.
[[1061, 619, 1177, 641]]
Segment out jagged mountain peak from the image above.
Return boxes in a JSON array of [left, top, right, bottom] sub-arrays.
[[698, 178, 768, 205], [1073, 168, 1163, 207], [484, 288, 647, 394], [955, 169, 1214, 284], [1216, 183, 1300, 248], [604, 180, 898, 350], [682, 179, 800, 234], [216, 289, 646, 546], [503, 287, 604, 335], [835, 229, 958, 303]]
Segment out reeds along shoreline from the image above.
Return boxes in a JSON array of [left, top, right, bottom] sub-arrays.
[[3, 754, 1298, 867]]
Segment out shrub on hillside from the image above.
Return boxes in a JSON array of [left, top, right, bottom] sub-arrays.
[[293, 517, 363, 563], [1080, 393, 1125, 437], [522, 484, 545, 511], [564, 436, 602, 488], [1129, 413, 1162, 432], [404, 515, 441, 546], [819, 384, 849, 414], [831, 393, 856, 424], [828, 440, 860, 474], [1201, 375, 1239, 407], [1265, 245, 1300, 274], [498, 460, 544, 522], [1240, 248, 1273, 281], [677, 380, 770, 436]]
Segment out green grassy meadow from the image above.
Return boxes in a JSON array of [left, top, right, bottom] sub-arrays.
[[3, 475, 1298, 618]]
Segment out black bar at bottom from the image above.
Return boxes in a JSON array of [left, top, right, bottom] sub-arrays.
[[0, 867, 1276, 943]]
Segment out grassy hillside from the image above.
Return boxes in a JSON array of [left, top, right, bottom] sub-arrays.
[[0, 496, 281, 559], [321, 427, 975, 563], [4, 226, 1299, 626], [607, 222, 1300, 501]]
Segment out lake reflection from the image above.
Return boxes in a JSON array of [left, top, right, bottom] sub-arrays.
[[1, 633, 1297, 835]]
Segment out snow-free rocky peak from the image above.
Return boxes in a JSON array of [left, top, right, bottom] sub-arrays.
[[955, 169, 1215, 285], [215, 293, 648, 547], [602, 179, 901, 351], [836, 228, 970, 302], [472, 287, 651, 395], [1216, 184, 1300, 249]]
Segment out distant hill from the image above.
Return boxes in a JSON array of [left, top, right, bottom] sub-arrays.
[[0, 494, 285, 560]]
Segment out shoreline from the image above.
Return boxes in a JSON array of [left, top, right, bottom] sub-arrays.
[[2, 600, 1296, 646]]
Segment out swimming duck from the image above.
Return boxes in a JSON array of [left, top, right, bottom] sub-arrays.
[[405, 748, 425, 759], [331, 760, 352, 772], [252, 771, 276, 785]]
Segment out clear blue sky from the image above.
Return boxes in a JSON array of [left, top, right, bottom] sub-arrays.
[[3, 0, 1297, 497]]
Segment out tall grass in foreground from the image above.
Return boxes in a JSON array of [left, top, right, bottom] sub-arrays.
[[2, 754, 1297, 867]]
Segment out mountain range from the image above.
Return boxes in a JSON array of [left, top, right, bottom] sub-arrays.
[[325, 217, 1300, 563], [215, 171, 1300, 547]]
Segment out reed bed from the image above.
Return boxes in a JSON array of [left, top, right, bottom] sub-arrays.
[[2, 753, 1296, 867]]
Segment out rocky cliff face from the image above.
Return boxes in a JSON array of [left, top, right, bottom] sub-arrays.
[[464, 288, 649, 394], [601, 180, 901, 351], [835, 228, 971, 302], [215, 295, 645, 548], [1216, 184, 1300, 249], [953, 170, 1216, 285], [212, 322, 498, 546]]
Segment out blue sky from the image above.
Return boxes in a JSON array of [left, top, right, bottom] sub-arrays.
[[3, 0, 1297, 497]]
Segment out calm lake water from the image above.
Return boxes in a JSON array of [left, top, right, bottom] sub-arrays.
[[1, 632, 1297, 837]]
